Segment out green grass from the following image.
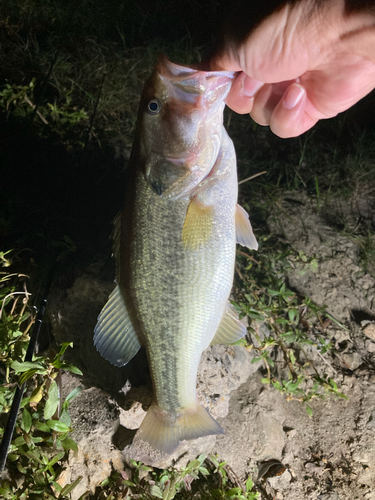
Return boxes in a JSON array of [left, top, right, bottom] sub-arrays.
[[0, 264, 83, 498]]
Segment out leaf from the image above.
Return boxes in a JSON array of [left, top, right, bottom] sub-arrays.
[[149, 485, 163, 498], [261, 378, 270, 384], [65, 385, 83, 403], [13, 436, 26, 446], [60, 476, 82, 496], [46, 420, 70, 433], [48, 451, 65, 467], [266, 357, 274, 367], [60, 363, 83, 376], [30, 385, 44, 405], [122, 480, 136, 487], [17, 462, 27, 474], [188, 459, 201, 470], [306, 405, 313, 418], [19, 368, 45, 385], [24, 433, 34, 448], [245, 477, 254, 491], [55, 342, 73, 360], [59, 407, 71, 427], [10, 360, 45, 372], [35, 421, 50, 433], [26, 449, 44, 464], [51, 481, 62, 492], [198, 466, 209, 475], [225, 487, 243, 498], [61, 436, 78, 453], [20, 396, 30, 408], [246, 309, 265, 321], [230, 338, 247, 347], [21, 408, 32, 433], [44, 380, 60, 420]]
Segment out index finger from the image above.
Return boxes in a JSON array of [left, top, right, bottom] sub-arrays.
[[224, 72, 265, 114]]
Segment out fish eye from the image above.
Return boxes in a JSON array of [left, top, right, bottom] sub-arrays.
[[147, 98, 161, 115]]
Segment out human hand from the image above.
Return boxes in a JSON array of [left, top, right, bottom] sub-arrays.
[[210, 0, 375, 138]]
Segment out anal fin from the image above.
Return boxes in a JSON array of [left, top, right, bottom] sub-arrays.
[[94, 285, 141, 367], [210, 303, 247, 345], [236, 204, 258, 250]]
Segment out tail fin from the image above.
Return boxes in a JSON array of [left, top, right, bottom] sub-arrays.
[[133, 402, 224, 455]]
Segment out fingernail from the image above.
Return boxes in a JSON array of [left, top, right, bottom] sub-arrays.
[[283, 83, 305, 110], [241, 75, 264, 97]]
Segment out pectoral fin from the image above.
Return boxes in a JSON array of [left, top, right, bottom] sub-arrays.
[[182, 197, 214, 249], [94, 285, 141, 367], [210, 303, 247, 345], [236, 204, 258, 250]]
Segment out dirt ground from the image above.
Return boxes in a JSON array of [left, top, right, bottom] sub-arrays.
[[50, 187, 375, 499]]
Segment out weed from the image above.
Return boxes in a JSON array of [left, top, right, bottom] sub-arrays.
[[90, 454, 259, 500], [352, 230, 375, 278], [0, 80, 89, 148], [233, 240, 348, 415], [0, 257, 83, 498]]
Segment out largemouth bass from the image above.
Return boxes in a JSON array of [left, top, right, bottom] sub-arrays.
[[94, 55, 258, 455]]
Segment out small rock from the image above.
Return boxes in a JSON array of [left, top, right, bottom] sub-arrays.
[[267, 470, 292, 489], [305, 462, 326, 475], [352, 449, 371, 464], [365, 340, 375, 353], [362, 322, 375, 341], [318, 493, 340, 500], [340, 352, 362, 370], [285, 428, 297, 439], [119, 401, 147, 430]]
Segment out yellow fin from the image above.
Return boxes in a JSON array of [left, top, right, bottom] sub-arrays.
[[182, 197, 214, 250], [134, 402, 224, 455], [235, 204, 258, 250], [210, 303, 247, 345]]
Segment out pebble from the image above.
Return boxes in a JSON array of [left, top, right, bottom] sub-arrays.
[[340, 352, 362, 370], [365, 340, 375, 353], [317, 492, 340, 500], [362, 322, 375, 342]]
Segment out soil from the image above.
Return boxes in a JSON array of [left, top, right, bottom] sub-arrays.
[[48, 184, 375, 499]]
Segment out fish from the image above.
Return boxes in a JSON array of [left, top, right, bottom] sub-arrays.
[[93, 55, 258, 455]]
